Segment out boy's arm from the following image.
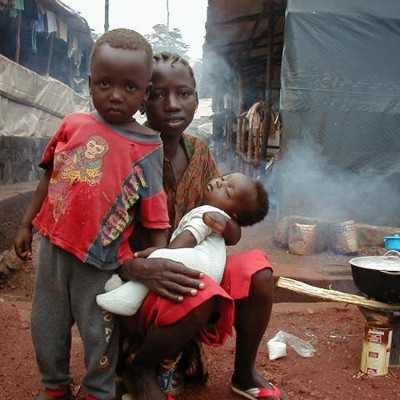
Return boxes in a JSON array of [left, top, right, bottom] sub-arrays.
[[203, 211, 241, 246], [14, 166, 52, 260]]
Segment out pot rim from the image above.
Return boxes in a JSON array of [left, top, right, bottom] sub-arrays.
[[349, 250, 400, 272]]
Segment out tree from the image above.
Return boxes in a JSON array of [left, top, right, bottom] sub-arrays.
[[145, 24, 189, 60]]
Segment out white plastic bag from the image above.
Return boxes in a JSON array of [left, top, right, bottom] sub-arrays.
[[267, 340, 287, 360], [267, 330, 316, 360]]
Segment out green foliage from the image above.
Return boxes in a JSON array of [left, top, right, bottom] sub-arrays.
[[145, 24, 189, 60]]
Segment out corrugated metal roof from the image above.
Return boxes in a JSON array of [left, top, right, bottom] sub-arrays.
[[205, 0, 287, 68]]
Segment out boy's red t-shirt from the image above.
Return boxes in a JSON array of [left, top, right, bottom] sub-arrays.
[[33, 112, 170, 270]]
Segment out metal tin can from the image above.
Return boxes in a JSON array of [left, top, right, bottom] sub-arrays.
[[390, 313, 400, 368], [360, 323, 393, 376]]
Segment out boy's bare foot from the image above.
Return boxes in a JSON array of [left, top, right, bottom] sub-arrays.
[[203, 211, 227, 234]]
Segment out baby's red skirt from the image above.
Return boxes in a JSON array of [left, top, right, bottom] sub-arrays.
[[121, 249, 272, 346]]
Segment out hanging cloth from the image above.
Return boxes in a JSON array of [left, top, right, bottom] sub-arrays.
[[31, 2, 45, 53], [68, 34, 78, 58], [57, 17, 68, 42], [46, 9, 57, 33], [9, 0, 24, 18]]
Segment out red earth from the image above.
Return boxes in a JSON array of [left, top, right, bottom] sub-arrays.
[[1, 220, 399, 400]]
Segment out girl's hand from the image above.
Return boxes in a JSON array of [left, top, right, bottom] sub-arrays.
[[14, 226, 33, 261], [119, 257, 205, 302]]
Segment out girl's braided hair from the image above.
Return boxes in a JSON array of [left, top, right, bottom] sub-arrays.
[[153, 51, 196, 88]]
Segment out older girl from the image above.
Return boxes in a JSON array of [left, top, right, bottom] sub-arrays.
[[119, 52, 287, 400]]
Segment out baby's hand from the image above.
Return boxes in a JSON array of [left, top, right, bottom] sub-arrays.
[[134, 246, 161, 258], [203, 211, 227, 234], [203, 211, 241, 245]]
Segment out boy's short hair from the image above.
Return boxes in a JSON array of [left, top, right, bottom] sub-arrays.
[[236, 181, 269, 227], [90, 28, 153, 70], [153, 51, 196, 89]]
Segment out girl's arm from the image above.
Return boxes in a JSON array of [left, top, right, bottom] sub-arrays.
[[135, 229, 196, 258], [150, 228, 169, 248], [135, 228, 169, 258], [14, 166, 52, 260]]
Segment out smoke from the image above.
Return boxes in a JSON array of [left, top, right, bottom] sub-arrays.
[[274, 136, 400, 227], [201, 48, 236, 107]]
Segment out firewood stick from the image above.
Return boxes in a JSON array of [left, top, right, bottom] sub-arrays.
[[276, 277, 400, 311]]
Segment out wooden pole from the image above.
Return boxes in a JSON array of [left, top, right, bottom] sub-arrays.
[[261, 0, 274, 161], [15, 12, 22, 63], [46, 32, 55, 76], [236, 65, 248, 159], [237, 66, 244, 116], [166, 0, 170, 51], [104, 0, 109, 32]]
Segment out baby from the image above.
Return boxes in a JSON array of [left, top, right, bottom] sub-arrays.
[[96, 172, 269, 315]]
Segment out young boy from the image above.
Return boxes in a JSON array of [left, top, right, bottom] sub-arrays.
[[96, 172, 269, 316], [13, 29, 171, 400]]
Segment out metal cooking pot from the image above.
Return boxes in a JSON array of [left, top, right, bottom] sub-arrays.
[[349, 250, 400, 304]]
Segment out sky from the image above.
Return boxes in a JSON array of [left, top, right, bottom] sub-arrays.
[[63, 0, 208, 61]]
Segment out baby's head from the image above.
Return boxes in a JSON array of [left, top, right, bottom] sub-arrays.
[[89, 28, 153, 124], [203, 173, 269, 226]]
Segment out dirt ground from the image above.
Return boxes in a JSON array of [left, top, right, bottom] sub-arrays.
[[1, 220, 400, 400]]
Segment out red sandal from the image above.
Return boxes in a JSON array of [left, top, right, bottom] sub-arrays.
[[231, 384, 288, 399]]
